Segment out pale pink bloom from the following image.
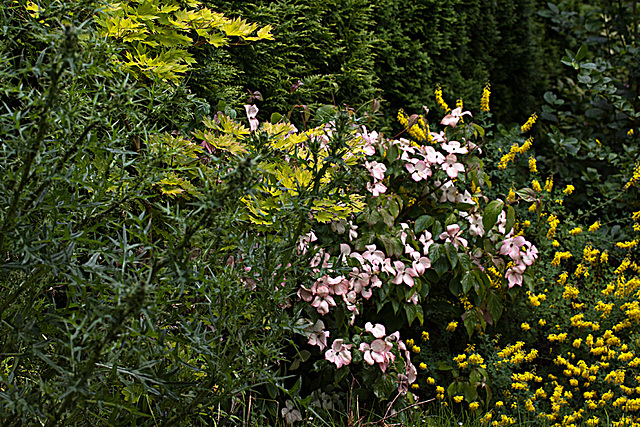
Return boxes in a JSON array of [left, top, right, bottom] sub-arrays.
[[456, 190, 473, 204], [282, 400, 302, 424], [499, 236, 527, 260], [407, 291, 419, 305], [297, 286, 314, 302], [439, 181, 457, 203], [505, 263, 526, 288], [349, 223, 358, 241], [419, 231, 434, 255], [441, 154, 465, 178], [365, 160, 387, 181], [325, 339, 352, 368], [363, 244, 385, 267], [311, 282, 336, 315], [440, 107, 472, 128], [406, 246, 421, 260], [521, 242, 538, 266], [365, 322, 386, 338], [495, 211, 507, 234], [429, 131, 446, 144], [244, 104, 259, 131], [441, 140, 468, 154], [366, 181, 387, 197], [391, 261, 418, 287], [381, 258, 396, 276], [412, 257, 431, 275], [310, 250, 331, 268], [359, 339, 395, 372], [468, 214, 485, 237], [370, 275, 382, 288], [305, 319, 330, 350], [405, 159, 432, 182], [350, 268, 370, 294], [439, 224, 468, 249], [297, 231, 317, 255], [359, 126, 378, 155], [424, 146, 445, 165]]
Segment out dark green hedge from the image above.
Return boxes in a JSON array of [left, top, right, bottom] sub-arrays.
[[195, 0, 547, 129]]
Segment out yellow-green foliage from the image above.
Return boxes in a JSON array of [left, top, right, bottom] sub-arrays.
[[95, 0, 274, 82], [194, 117, 367, 227]]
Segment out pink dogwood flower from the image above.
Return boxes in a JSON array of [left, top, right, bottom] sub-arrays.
[[304, 319, 330, 350], [439, 224, 468, 249], [391, 261, 418, 287], [500, 236, 527, 260], [405, 159, 432, 182], [424, 146, 445, 165], [441, 154, 465, 178], [359, 339, 395, 373], [440, 107, 472, 128], [366, 181, 387, 197], [441, 140, 468, 155], [325, 339, 352, 368], [505, 263, 526, 288], [365, 161, 387, 181]]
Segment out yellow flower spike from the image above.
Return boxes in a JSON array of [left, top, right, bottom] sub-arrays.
[[521, 113, 538, 133], [507, 188, 516, 203], [529, 156, 538, 173], [569, 227, 582, 236], [563, 184, 575, 195], [545, 176, 554, 192], [481, 84, 491, 112], [435, 85, 449, 112], [532, 180, 542, 192]]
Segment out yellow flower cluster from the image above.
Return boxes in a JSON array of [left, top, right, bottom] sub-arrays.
[[532, 179, 542, 192], [521, 113, 538, 133], [563, 184, 575, 195], [545, 176, 554, 192], [481, 84, 491, 112], [547, 214, 560, 238], [569, 227, 582, 236], [529, 156, 537, 173], [589, 221, 601, 232], [447, 321, 458, 332], [551, 251, 572, 266], [624, 162, 640, 189], [435, 85, 449, 111], [498, 138, 534, 169], [397, 109, 429, 142], [616, 240, 639, 249]]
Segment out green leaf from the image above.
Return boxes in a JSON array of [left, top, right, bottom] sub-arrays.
[[575, 43, 588, 62], [379, 234, 403, 257], [270, 112, 282, 124], [463, 382, 478, 402], [504, 205, 515, 235], [486, 291, 503, 323], [482, 200, 503, 232], [444, 242, 458, 270], [464, 309, 478, 339], [386, 144, 399, 162], [405, 304, 417, 326], [461, 272, 474, 294]]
